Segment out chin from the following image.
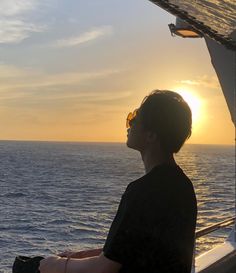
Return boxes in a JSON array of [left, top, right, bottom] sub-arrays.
[[126, 138, 132, 148], [126, 140, 131, 148], [126, 138, 141, 152]]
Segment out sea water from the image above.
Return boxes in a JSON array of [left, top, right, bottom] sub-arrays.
[[0, 141, 235, 272]]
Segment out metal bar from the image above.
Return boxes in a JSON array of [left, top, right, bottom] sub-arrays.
[[196, 216, 235, 239]]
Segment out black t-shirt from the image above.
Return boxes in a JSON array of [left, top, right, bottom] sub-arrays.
[[103, 164, 197, 273]]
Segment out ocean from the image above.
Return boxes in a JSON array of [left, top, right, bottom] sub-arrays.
[[0, 141, 235, 272]]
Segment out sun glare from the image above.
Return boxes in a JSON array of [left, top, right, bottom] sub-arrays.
[[174, 88, 203, 127]]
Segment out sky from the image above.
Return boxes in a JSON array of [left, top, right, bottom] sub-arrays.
[[0, 0, 235, 145]]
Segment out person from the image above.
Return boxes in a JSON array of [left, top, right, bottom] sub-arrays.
[[39, 90, 197, 273]]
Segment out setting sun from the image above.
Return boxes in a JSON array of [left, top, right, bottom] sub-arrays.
[[174, 88, 203, 128]]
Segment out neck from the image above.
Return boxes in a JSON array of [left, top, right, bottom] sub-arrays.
[[140, 146, 176, 173]]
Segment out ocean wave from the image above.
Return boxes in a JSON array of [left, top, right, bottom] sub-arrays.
[[0, 142, 234, 272]]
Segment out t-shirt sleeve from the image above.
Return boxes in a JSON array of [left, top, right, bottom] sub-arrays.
[[103, 189, 139, 265]]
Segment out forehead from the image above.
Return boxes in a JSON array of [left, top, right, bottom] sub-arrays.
[[133, 108, 143, 124]]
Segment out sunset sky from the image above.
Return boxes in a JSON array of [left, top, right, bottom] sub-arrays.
[[0, 0, 234, 145]]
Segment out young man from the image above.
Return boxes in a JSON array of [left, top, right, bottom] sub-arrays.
[[39, 90, 197, 273]]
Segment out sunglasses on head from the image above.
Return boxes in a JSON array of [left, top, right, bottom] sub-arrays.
[[126, 109, 138, 129]]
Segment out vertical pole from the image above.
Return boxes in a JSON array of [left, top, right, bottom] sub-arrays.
[[234, 51, 236, 242], [204, 37, 236, 241]]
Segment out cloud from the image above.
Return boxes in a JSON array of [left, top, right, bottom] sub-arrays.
[[0, 64, 121, 97], [0, 64, 129, 109], [0, 19, 45, 44], [53, 26, 113, 48], [0, 0, 46, 44], [178, 75, 220, 90], [0, 0, 38, 16]]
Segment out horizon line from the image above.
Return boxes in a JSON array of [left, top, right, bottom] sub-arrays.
[[0, 139, 234, 146]]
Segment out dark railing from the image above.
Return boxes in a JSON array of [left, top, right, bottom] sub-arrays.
[[196, 216, 235, 239]]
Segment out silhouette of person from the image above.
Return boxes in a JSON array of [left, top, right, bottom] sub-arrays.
[[39, 90, 197, 273]]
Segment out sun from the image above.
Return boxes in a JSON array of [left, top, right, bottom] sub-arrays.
[[174, 88, 203, 127]]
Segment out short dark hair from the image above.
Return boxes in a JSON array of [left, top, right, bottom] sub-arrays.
[[139, 90, 192, 153]]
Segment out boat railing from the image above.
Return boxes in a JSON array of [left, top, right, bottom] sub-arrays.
[[192, 216, 236, 272], [195, 216, 235, 239]]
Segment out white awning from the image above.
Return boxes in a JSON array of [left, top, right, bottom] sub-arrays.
[[149, 0, 236, 50]]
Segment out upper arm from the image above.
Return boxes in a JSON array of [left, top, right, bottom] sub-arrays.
[[102, 191, 139, 265], [65, 253, 121, 273]]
